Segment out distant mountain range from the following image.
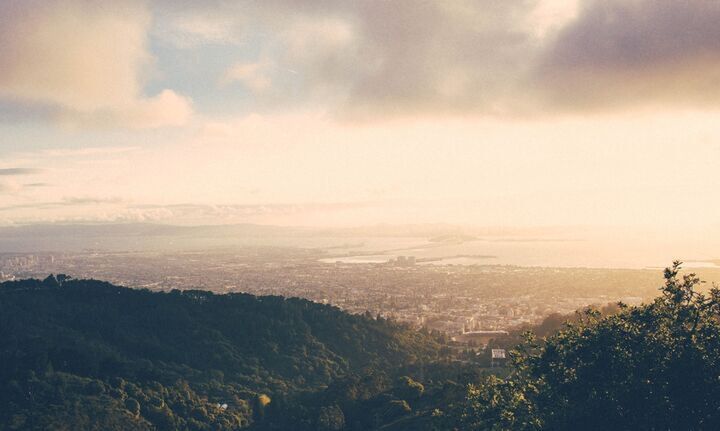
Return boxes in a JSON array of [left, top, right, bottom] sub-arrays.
[[0, 222, 579, 253]]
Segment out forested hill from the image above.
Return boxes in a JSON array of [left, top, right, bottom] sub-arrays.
[[0, 276, 441, 430]]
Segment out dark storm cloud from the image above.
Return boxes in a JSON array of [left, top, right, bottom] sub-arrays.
[[167, 0, 720, 117], [534, 0, 720, 110], [10, 0, 716, 122], [342, 1, 534, 117]]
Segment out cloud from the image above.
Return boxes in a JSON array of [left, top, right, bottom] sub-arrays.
[[336, 1, 536, 118], [0, 168, 42, 176], [0, 196, 124, 213], [57, 89, 192, 129], [154, 10, 241, 48], [29, 146, 141, 158], [160, 0, 547, 118], [0, 168, 41, 196], [109, 201, 381, 225], [221, 62, 272, 93], [130, 202, 372, 219], [4, 0, 720, 126], [162, 0, 720, 118], [534, 0, 720, 111], [0, 199, 375, 225], [0, 0, 192, 128]]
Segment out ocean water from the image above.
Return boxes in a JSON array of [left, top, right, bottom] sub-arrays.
[[318, 235, 720, 269]]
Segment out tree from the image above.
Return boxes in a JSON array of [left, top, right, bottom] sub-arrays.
[[395, 376, 424, 401], [253, 394, 272, 422], [465, 261, 720, 430], [125, 398, 141, 417], [317, 405, 345, 431]]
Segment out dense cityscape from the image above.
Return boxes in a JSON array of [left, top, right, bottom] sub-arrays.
[[0, 249, 681, 336]]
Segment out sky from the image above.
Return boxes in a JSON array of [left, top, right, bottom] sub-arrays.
[[1, 0, 720, 231]]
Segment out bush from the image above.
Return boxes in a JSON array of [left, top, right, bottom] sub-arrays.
[[465, 262, 720, 430]]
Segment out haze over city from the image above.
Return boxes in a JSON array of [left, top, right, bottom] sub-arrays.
[[0, 0, 719, 240]]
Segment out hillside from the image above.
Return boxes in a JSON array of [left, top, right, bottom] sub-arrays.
[[0, 276, 441, 430], [5, 265, 712, 430], [464, 262, 720, 430]]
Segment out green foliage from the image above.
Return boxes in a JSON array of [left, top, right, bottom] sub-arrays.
[[465, 261, 720, 430], [255, 360, 485, 430], [9, 263, 703, 431], [384, 399, 412, 419], [317, 404, 345, 431], [395, 376, 425, 401], [0, 277, 440, 430]]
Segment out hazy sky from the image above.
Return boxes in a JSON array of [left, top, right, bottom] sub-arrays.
[[1, 0, 720, 229]]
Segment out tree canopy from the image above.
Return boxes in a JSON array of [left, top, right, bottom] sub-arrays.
[[465, 261, 720, 430], [0, 277, 440, 430], [3, 262, 717, 430]]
